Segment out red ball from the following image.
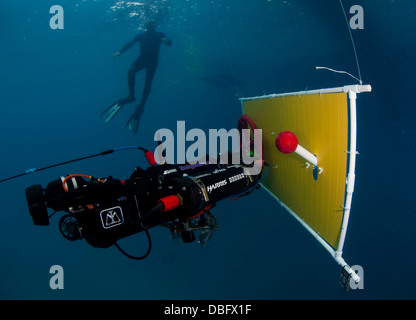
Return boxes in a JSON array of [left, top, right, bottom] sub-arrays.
[[275, 131, 299, 154]]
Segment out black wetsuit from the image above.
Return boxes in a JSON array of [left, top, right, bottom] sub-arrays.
[[120, 30, 171, 109], [101, 28, 171, 133]]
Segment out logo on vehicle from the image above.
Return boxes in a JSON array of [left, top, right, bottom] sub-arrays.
[[100, 207, 124, 229], [206, 180, 227, 194]]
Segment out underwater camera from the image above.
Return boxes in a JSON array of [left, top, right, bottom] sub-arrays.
[[24, 150, 265, 259]]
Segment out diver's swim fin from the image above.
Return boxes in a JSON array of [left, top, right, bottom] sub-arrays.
[[125, 108, 143, 134], [101, 101, 124, 123]]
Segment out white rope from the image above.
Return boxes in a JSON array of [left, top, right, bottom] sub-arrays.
[[315, 66, 362, 84]]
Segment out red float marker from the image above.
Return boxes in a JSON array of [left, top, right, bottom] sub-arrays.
[[275, 131, 318, 167]]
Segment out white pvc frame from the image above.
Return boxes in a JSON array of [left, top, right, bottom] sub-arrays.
[[240, 85, 372, 284]]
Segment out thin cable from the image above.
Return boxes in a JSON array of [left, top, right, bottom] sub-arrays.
[[0, 152, 106, 183], [339, 0, 363, 84], [48, 211, 58, 219], [114, 146, 147, 152], [0, 146, 150, 184], [114, 229, 152, 260]]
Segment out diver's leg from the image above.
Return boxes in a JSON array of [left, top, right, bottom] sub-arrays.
[[125, 64, 157, 134], [101, 60, 145, 123], [138, 62, 157, 109], [126, 65, 137, 102], [122, 58, 146, 104]]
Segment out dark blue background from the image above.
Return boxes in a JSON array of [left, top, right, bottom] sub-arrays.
[[0, 0, 414, 299]]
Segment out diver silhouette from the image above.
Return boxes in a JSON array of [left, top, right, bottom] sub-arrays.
[[101, 21, 172, 134]]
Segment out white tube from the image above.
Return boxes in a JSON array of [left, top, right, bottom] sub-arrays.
[[295, 145, 318, 167], [336, 90, 357, 256], [335, 255, 361, 283], [261, 185, 360, 284], [240, 84, 372, 101]]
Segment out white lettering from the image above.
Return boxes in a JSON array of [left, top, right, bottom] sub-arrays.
[[49, 5, 64, 30], [49, 265, 64, 289], [349, 5, 364, 30], [153, 121, 263, 172], [164, 304, 198, 317]]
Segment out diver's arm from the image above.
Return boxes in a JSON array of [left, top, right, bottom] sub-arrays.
[[116, 34, 141, 56]]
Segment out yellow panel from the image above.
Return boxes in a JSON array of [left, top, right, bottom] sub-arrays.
[[243, 92, 348, 249]]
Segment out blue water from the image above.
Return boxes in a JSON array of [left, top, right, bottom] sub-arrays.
[[0, 0, 415, 300]]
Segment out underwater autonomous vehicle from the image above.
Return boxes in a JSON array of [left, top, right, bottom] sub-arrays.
[[25, 149, 264, 258], [21, 117, 265, 260]]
